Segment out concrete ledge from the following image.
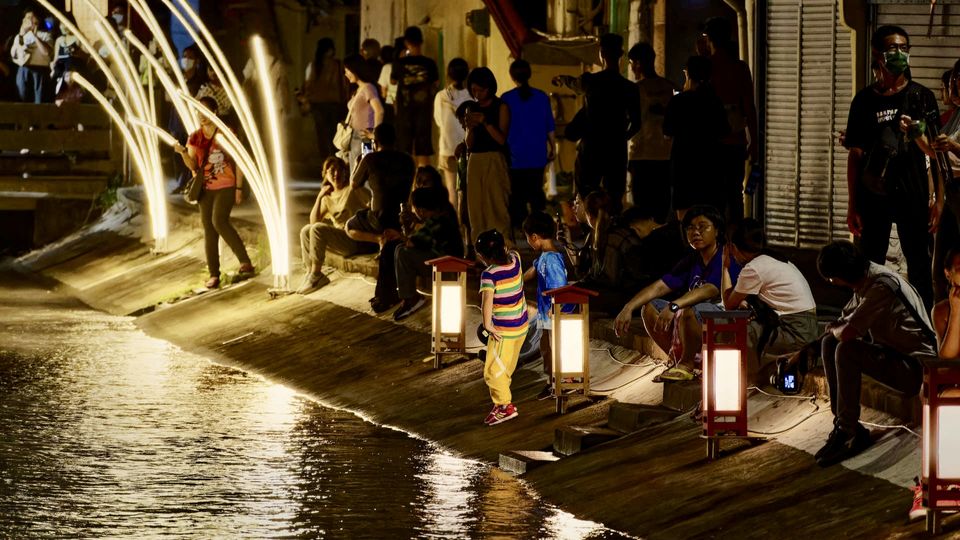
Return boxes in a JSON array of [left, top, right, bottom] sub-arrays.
[[607, 401, 680, 433], [498, 450, 560, 475], [590, 317, 670, 363], [553, 425, 621, 456]]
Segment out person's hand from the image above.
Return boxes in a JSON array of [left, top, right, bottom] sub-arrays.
[[465, 112, 484, 130], [20, 17, 34, 36], [319, 182, 334, 198], [846, 206, 863, 237], [930, 196, 943, 234], [722, 243, 732, 270], [234, 188, 244, 205], [484, 324, 502, 342], [654, 307, 676, 333], [547, 143, 556, 162], [380, 228, 402, 248], [173, 142, 187, 155], [360, 129, 373, 139], [614, 307, 633, 337], [899, 114, 916, 135], [454, 142, 466, 159], [836, 129, 847, 147]]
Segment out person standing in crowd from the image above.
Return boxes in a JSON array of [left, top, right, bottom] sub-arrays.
[[502, 59, 556, 232], [465, 67, 512, 244], [434, 58, 471, 211], [361, 38, 381, 63], [522, 212, 573, 400], [298, 156, 374, 294], [664, 55, 729, 219], [346, 123, 416, 313], [627, 42, 677, 224], [11, 10, 54, 103], [173, 96, 255, 290], [721, 219, 818, 381], [476, 229, 529, 426], [391, 26, 438, 167], [343, 54, 384, 176], [556, 33, 641, 215], [933, 63, 960, 301], [844, 25, 939, 311], [940, 69, 956, 126], [171, 45, 207, 193], [614, 206, 737, 381], [378, 38, 402, 123], [303, 38, 346, 161], [814, 241, 934, 467], [50, 18, 81, 97], [197, 64, 234, 128], [393, 186, 463, 321], [701, 17, 759, 224]]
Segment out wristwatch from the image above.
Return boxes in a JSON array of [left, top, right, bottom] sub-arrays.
[[668, 302, 681, 313]]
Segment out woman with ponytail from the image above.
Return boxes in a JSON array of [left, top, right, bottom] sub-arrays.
[[502, 59, 556, 231]]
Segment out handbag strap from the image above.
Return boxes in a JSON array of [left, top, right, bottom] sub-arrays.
[[195, 127, 219, 173]]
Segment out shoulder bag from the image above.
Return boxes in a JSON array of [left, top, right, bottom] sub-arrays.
[[333, 104, 354, 153]]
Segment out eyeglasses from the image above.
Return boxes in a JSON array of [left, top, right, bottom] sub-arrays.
[[685, 224, 713, 234], [885, 44, 911, 53]]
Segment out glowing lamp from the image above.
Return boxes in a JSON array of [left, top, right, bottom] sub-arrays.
[[701, 310, 750, 459], [921, 360, 960, 533], [544, 285, 598, 414], [426, 256, 473, 369]]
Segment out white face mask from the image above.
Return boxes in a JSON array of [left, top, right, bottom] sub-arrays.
[[180, 57, 195, 71], [111, 13, 124, 24], [98, 46, 110, 58]]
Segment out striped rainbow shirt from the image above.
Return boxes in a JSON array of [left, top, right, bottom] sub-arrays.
[[480, 252, 529, 340]]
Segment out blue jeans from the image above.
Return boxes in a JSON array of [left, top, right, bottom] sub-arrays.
[[16, 66, 50, 104]]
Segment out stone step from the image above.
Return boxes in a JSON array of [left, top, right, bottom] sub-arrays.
[[553, 425, 622, 456], [607, 401, 681, 433], [498, 450, 561, 475], [590, 317, 670, 363], [662, 379, 702, 413]]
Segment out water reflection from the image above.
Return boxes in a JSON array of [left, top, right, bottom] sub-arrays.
[[0, 278, 627, 538]]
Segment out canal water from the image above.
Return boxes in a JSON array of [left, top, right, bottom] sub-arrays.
[[0, 275, 628, 539]]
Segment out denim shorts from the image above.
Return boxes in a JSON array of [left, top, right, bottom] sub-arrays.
[[649, 298, 722, 324]]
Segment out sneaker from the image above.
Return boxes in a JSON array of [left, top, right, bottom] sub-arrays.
[[297, 272, 330, 294], [536, 384, 554, 400], [204, 276, 220, 289], [483, 404, 500, 424], [235, 263, 256, 281], [370, 297, 400, 314], [816, 424, 872, 467], [486, 404, 519, 426], [909, 477, 926, 522], [393, 294, 427, 321], [814, 426, 847, 461]]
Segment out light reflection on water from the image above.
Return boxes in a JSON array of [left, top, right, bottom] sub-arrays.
[[0, 281, 627, 539]]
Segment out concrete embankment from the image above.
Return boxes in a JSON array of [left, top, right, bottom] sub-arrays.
[[9, 189, 944, 538]]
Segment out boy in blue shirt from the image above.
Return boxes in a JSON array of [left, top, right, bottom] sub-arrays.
[[523, 212, 575, 399]]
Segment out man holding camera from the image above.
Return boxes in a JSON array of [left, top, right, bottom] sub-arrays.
[[843, 25, 940, 312], [814, 241, 936, 467]]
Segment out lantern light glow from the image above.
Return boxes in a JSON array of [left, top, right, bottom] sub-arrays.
[[713, 349, 742, 412], [439, 284, 462, 335], [558, 317, 585, 374], [937, 406, 960, 478]]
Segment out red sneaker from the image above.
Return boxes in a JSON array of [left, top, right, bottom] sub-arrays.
[[483, 405, 499, 425], [909, 477, 926, 522], [486, 403, 518, 426]]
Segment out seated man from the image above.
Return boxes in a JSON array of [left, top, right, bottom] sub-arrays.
[[619, 202, 690, 291], [814, 241, 936, 467], [613, 205, 737, 381], [298, 156, 374, 294], [393, 187, 463, 321], [345, 123, 416, 313]]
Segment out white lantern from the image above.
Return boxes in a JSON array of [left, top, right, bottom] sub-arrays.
[[545, 285, 598, 414], [701, 310, 750, 460], [426, 256, 472, 369]]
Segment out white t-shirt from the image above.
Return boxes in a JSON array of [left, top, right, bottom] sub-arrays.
[[734, 254, 816, 315], [378, 64, 397, 105], [433, 85, 471, 157]]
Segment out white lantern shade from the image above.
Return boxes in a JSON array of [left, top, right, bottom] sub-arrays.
[[938, 405, 960, 478], [558, 317, 585, 373], [713, 349, 741, 412], [924, 403, 930, 479], [438, 283, 462, 335]]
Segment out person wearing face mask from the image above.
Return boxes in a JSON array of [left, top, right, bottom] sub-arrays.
[[10, 10, 54, 103], [843, 25, 940, 312], [170, 45, 207, 193], [109, 5, 126, 33]]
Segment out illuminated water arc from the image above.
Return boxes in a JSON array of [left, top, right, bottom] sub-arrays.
[[156, 0, 271, 187], [252, 36, 290, 281], [125, 32, 197, 134], [130, 118, 179, 147]]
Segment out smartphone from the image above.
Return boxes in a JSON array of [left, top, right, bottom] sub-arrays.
[[361, 140, 373, 157]]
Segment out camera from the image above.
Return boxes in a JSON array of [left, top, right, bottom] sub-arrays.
[[361, 140, 373, 157], [771, 358, 802, 395]]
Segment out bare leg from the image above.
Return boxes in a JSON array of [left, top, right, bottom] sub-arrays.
[[640, 303, 673, 358], [678, 308, 702, 369]]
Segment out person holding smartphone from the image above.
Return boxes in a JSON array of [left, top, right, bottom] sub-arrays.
[[10, 10, 54, 103]]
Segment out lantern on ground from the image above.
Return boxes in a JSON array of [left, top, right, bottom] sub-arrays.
[[921, 360, 960, 534], [426, 256, 473, 369], [701, 310, 750, 459], [544, 285, 598, 414]]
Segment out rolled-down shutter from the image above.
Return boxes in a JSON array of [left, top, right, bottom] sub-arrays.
[[874, 1, 960, 92], [765, 0, 852, 248]]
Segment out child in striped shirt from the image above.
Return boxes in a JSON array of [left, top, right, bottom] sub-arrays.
[[476, 229, 529, 425]]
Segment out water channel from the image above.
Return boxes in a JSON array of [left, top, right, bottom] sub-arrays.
[[0, 274, 628, 539]]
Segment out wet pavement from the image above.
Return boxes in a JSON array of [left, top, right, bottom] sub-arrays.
[[0, 274, 628, 539]]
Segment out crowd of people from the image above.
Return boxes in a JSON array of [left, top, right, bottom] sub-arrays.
[[8, 5, 959, 517]]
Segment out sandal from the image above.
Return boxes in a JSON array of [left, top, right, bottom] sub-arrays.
[[656, 366, 695, 382], [204, 276, 220, 289]]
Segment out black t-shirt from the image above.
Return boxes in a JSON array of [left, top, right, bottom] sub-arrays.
[[580, 69, 641, 157], [391, 55, 439, 109], [468, 97, 506, 154], [845, 81, 939, 199], [352, 149, 416, 228], [663, 86, 730, 204]]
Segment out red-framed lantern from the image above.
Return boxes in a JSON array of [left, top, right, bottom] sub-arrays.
[[544, 285, 598, 414], [425, 256, 473, 369], [701, 310, 750, 459], [921, 359, 960, 533]]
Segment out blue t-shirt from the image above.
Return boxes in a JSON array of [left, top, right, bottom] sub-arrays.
[[661, 244, 740, 296], [502, 87, 556, 169], [534, 251, 575, 327]]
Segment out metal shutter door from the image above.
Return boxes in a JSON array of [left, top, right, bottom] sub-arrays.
[[765, 0, 852, 248], [874, 1, 960, 92]]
